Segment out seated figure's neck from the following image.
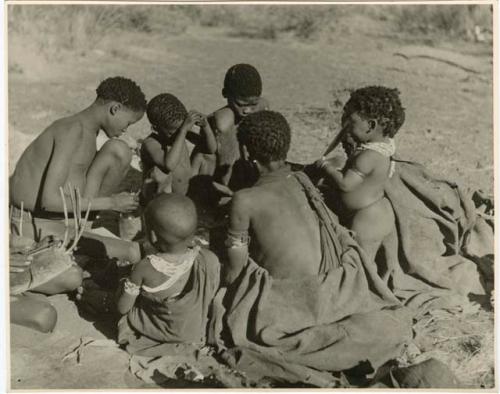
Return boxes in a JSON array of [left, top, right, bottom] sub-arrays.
[[257, 161, 291, 184]]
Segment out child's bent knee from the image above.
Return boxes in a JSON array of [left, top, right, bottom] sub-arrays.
[[102, 139, 133, 166], [32, 303, 58, 333]]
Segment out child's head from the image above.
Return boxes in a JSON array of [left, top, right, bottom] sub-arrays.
[[147, 93, 188, 138], [222, 64, 262, 119], [341, 86, 405, 143], [96, 76, 146, 138], [238, 110, 291, 165], [144, 194, 197, 251]]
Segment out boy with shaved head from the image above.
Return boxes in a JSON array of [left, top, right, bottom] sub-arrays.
[[117, 194, 220, 349]]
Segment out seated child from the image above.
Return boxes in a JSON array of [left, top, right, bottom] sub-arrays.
[[9, 76, 147, 293], [117, 194, 220, 349], [315, 86, 405, 263], [140, 94, 216, 200], [191, 64, 269, 191]]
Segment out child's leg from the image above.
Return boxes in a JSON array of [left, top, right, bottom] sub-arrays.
[[350, 198, 395, 265], [10, 294, 57, 333], [79, 231, 142, 263], [31, 265, 83, 295], [84, 139, 133, 198]]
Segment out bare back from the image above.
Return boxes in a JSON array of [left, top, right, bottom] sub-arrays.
[[237, 172, 322, 278], [10, 115, 97, 212]]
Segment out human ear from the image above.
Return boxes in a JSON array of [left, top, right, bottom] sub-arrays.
[[367, 119, 377, 132], [110, 102, 122, 116]]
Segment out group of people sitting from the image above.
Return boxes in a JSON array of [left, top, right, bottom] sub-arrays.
[[9, 64, 493, 387]]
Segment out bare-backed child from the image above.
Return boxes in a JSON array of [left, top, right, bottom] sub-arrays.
[[315, 86, 405, 263], [140, 94, 216, 201], [191, 64, 269, 191], [117, 194, 220, 348]]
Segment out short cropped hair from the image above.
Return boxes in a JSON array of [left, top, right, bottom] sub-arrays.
[[96, 76, 146, 112], [145, 193, 197, 241], [342, 86, 405, 137], [223, 64, 262, 98], [146, 93, 187, 129], [238, 110, 291, 163]]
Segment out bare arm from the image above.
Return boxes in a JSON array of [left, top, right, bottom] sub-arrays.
[[142, 137, 169, 173], [318, 151, 375, 192], [185, 115, 217, 154], [41, 124, 114, 212], [198, 116, 217, 154], [223, 192, 251, 286], [164, 111, 203, 171], [116, 261, 144, 314]]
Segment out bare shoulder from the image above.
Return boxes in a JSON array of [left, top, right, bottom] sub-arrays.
[[232, 187, 254, 206], [231, 187, 260, 214], [131, 257, 152, 281], [213, 107, 236, 132], [50, 115, 85, 141], [142, 134, 162, 149], [353, 149, 385, 170]]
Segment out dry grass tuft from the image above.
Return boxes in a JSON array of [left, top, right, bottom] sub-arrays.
[[411, 303, 495, 388]]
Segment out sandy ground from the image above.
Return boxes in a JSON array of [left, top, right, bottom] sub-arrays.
[[8, 16, 494, 389]]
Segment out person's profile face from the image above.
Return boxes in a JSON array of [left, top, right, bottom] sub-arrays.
[[229, 96, 260, 119], [346, 112, 372, 144], [104, 104, 144, 138]]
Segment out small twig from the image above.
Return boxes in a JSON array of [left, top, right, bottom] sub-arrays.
[[59, 187, 69, 249], [434, 333, 480, 344], [66, 200, 91, 255], [27, 244, 53, 257], [19, 201, 24, 237], [76, 187, 82, 229], [67, 184, 79, 252], [394, 52, 482, 74]]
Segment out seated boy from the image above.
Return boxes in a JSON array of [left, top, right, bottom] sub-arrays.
[[140, 93, 216, 200], [191, 64, 269, 191], [314, 86, 405, 263], [9, 76, 147, 294], [117, 194, 220, 350]]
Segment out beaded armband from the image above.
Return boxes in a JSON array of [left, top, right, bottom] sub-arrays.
[[123, 278, 140, 296], [225, 230, 250, 249]]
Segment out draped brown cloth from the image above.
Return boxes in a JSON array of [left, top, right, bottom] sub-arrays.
[[373, 160, 493, 312], [207, 171, 414, 386]]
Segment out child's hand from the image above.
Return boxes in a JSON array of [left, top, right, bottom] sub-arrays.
[[183, 110, 206, 131], [313, 158, 328, 170], [314, 156, 345, 171], [111, 192, 139, 213]]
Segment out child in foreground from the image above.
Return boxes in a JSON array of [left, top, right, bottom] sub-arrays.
[[191, 63, 269, 191], [117, 194, 220, 348], [140, 93, 216, 200], [315, 86, 405, 263]]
